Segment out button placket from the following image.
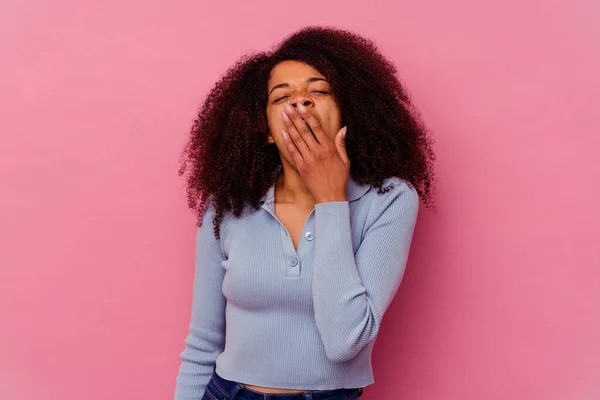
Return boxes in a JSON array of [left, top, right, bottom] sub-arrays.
[[265, 205, 315, 278], [280, 225, 300, 277], [296, 213, 315, 261]]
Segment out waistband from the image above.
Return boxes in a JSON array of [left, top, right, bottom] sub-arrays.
[[206, 369, 363, 400]]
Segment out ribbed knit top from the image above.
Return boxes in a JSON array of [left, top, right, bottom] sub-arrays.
[[174, 176, 419, 400]]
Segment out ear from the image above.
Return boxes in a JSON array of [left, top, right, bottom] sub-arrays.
[[267, 135, 275, 144]]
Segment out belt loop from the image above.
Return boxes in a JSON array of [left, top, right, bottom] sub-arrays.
[[229, 383, 244, 400]]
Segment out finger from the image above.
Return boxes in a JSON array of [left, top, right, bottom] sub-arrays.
[[281, 128, 305, 165], [291, 104, 320, 149], [335, 126, 350, 166], [281, 110, 310, 158], [296, 103, 328, 145], [283, 103, 314, 155]]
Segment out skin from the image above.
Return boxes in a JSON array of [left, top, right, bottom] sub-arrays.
[[242, 60, 350, 394]]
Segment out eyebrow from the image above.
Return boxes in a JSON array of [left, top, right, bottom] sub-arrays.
[[268, 77, 328, 96]]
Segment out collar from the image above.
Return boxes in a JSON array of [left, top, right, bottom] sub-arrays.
[[261, 174, 371, 205]]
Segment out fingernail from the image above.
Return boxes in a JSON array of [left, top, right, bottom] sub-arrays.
[[284, 103, 294, 113], [342, 126, 347, 137], [281, 109, 290, 122], [281, 128, 289, 139], [297, 103, 307, 114]]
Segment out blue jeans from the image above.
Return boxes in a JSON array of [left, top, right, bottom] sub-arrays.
[[201, 370, 363, 400]]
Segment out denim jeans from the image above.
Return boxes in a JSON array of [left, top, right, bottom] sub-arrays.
[[201, 370, 363, 400]]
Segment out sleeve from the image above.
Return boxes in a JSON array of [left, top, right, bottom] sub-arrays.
[[311, 180, 419, 363], [174, 207, 227, 400]]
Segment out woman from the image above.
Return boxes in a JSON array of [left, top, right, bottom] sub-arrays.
[[174, 26, 435, 400]]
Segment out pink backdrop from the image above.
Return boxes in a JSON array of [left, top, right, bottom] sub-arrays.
[[1, 1, 599, 399]]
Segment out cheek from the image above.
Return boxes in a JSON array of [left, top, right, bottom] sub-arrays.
[[265, 108, 289, 150], [266, 107, 284, 132], [319, 106, 342, 138]]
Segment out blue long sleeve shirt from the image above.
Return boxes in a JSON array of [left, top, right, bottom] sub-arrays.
[[174, 176, 419, 400]]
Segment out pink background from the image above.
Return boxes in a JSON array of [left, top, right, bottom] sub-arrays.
[[1, 1, 599, 399]]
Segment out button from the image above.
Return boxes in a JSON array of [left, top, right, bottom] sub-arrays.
[[289, 256, 299, 267], [305, 231, 314, 241]]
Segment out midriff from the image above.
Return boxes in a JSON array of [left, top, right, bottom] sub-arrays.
[[242, 384, 314, 394]]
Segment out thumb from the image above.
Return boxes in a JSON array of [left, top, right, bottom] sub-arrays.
[[335, 126, 350, 166]]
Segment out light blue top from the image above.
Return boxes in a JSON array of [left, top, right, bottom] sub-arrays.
[[174, 176, 419, 400]]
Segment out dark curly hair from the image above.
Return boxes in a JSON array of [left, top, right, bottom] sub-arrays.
[[178, 26, 435, 238]]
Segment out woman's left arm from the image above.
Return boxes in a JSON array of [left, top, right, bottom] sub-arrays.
[[279, 103, 420, 363], [312, 181, 419, 363]]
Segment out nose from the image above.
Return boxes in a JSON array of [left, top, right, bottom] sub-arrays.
[[289, 94, 314, 109]]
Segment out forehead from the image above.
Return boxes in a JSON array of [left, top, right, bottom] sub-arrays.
[[268, 60, 325, 86]]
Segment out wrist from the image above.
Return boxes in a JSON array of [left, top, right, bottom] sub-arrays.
[[314, 193, 348, 204]]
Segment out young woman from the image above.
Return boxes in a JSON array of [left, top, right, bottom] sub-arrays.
[[174, 26, 435, 400]]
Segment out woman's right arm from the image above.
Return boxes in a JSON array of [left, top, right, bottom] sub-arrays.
[[174, 207, 227, 400]]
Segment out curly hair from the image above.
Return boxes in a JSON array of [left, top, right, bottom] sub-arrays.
[[178, 26, 435, 238]]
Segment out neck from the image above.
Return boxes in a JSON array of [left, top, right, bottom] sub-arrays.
[[275, 163, 315, 207]]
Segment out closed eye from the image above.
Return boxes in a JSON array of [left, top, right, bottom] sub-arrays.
[[273, 96, 289, 103], [272, 91, 329, 104]]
